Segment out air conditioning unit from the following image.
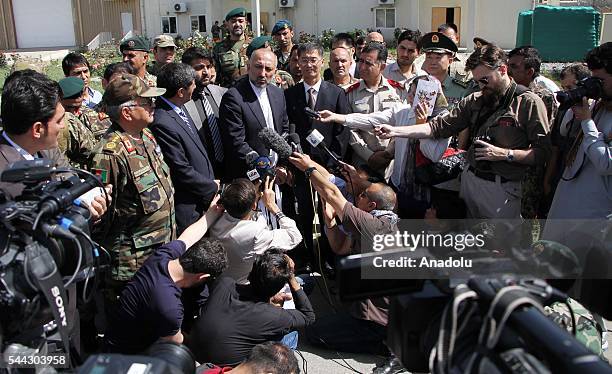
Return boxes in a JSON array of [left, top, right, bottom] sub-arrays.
[[174, 2, 188, 12], [378, 0, 394, 5], [279, 0, 295, 8]]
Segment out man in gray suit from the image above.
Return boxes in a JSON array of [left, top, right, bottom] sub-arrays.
[[182, 47, 228, 180]]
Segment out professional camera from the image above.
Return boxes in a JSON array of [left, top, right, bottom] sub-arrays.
[[0, 159, 106, 369], [556, 76, 603, 111]]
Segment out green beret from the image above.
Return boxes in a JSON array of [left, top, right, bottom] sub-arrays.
[[419, 32, 458, 55], [225, 7, 247, 21], [59, 77, 85, 99], [247, 36, 273, 58], [120, 36, 150, 52], [272, 20, 292, 35]]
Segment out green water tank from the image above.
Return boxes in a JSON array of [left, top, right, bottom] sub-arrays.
[[516, 10, 533, 47], [531, 5, 601, 62]]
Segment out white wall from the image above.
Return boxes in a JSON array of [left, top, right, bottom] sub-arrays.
[[475, 0, 533, 49], [13, 0, 76, 48], [144, 0, 214, 38]]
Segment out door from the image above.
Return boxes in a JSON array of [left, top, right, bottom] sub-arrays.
[[121, 13, 134, 37], [431, 7, 462, 43], [12, 0, 75, 48]]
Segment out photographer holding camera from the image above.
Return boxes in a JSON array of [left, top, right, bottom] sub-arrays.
[[545, 42, 612, 224], [375, 44, 551, 219]]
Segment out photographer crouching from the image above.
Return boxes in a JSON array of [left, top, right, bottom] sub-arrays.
[[288, 152, 398, 356]]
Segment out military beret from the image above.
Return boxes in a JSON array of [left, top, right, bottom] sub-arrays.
[[225, 7, 247, 21], [59, 76, 85, 99], [120, 36, 150, 52], [103, 74, 165, 107], [272, 20, 292, 35], [247, 36, 273, 58], [420, 32, 458, 55], [153, 34, 177, 48]]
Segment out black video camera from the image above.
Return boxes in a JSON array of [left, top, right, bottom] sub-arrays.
[[556, 76, 603, 111], [0, 159, 106, 368]]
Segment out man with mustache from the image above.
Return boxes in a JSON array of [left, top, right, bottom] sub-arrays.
[[218, 49, 289, 179], [213, 7, 251, 88], [374, 44, 551, 219]]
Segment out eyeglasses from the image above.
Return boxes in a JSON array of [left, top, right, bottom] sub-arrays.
[[359, 190, 371, 200], [121, 97, 156, 109], [476, 76, 490, 87]]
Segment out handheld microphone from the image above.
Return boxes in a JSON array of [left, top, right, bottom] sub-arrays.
[[306, 129, 340, 165], [246, 151, 261, 182], [258, 128, 293, 160]]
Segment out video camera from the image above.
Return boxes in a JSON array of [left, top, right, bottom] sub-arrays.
[[0, 159, 107, 369], [556, 76, 603, 111]]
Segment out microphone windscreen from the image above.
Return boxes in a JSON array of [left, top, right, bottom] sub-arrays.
[[289, 123, 297, 135], [259, 128, 293, 160]]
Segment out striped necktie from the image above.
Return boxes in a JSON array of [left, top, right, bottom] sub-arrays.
[[202, 93, 224, 162]]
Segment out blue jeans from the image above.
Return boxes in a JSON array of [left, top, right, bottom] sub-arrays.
[[306, 312, 387, 355], [280, 330, 299, 350]]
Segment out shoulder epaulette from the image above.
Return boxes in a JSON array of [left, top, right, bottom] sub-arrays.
[[387, 79, 404, 90], [102, 133, 122, 154], [346, 81, 361, 93], [98, 112, 109, 121], [142, 128, 156, 142]]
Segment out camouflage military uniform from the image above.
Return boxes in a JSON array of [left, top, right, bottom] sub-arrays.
[[90, 123, 175, 282], [147, 62, 164, 77], [545, 298, 604, 356], [346, 77, 407, 172], [274, 48, 291, 72], [77, 105, 112, 142], [521, 83, 557, 220], [143, 71, 157, 88], [213, 35, 250, 88], [271, 69, 295, 90], [57, 112, 96, 169]]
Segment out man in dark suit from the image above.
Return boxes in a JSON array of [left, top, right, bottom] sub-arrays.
[[285, 43, 350, 263], [218, 49, 289, 180], [150, 63, 218, 234], [181, 47, 228, 180]]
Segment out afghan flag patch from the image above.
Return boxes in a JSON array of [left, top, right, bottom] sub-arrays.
[[92, 168, 109, 184]]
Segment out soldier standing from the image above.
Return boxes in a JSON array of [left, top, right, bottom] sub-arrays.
[[213, 8, 251, 88], [90, 74, 175, 297], [346, 42, 407, 172], [148, 34, 177, 77], [120, 36, 157, 87], [57, 77, 96, 168], [271, 20, 294, 72]]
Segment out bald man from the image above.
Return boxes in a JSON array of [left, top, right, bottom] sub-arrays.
[[218, 49, 289, 179], [366, 32, 385, 45]]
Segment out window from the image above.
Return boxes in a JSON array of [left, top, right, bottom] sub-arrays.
[[375, 8, 396, 28], [191, 15, 207, 33], [161, 16, 177, 34]]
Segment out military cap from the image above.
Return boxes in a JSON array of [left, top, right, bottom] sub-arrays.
[[420, 32, 458, 55], [59, 76, 85, 99], [153, 34, 177, 49], [272, 20, 292, 35], [103, 74, 165, 107], [225, 7, 247, 21], [247, 36, 273, 58], [120, 36, 150, 52], [473, 36, 491, 49]]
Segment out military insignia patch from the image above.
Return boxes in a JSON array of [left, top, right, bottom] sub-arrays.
[[105, 142, 116, 150], [128, 40, 135, 48], [432, 35, 439, 43]]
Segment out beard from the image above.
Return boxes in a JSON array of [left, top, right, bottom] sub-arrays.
[[481, 85, 505, 107], [231, 26, 244, 37]]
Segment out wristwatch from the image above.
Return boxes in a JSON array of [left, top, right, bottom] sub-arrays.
[[305, 167, 316, 178], [506, 149, 515, 162]]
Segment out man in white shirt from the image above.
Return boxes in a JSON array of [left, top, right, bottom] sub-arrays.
[[210, 177, 302, 284], [383, 29, 425, 87]]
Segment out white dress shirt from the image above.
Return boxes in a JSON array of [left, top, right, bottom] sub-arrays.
[[303, 79, 323, 108], [209, 212, 303, 284]]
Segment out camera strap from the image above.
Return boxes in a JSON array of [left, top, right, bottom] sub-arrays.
[[25, 241, 71, 358]]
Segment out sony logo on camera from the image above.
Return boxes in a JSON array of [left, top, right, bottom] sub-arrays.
[[50, 286, 68, 327]]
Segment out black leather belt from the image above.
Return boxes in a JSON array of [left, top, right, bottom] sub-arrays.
[[467, 166, 509, 183]]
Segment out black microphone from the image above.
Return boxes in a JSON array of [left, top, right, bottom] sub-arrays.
[[245, 151, 261, 182], [38, 176, 99, 219], [305, 129, 340, 165], [258, 128, 293, 160], [288, 133, 303, 153]]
